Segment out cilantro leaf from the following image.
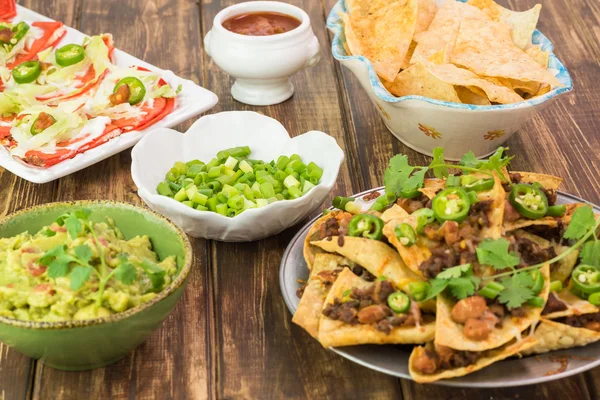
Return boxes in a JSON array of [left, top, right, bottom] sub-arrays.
[[498, 272, 535, 309], [459, 151, 481, 169], [48, 255, 73, 278], [429, 147, 448, 178], [65, 214, 83, 240], [448, 277, 477, 299], [437, 264, 472, 280], [479, 147, 513, 179], [424, 278, 449, 301], [581, 241, 600, 268], [140, 260, 166, 291], [69, 265, 93, 291], [476, 238, 520, 270], [384, 154, 414, 196], [402, 167, 428, 194], [38, 245, 66, 266], [114, 260, 137, 285], [564, 206, 595, 240], [74, 245, 93, 264]]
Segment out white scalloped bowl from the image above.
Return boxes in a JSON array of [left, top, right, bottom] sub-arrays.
[[131, 111, 344, 241]]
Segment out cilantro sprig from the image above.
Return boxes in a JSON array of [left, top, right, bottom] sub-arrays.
[[38, 209, 167, 305], [383, 147, 512, 199]]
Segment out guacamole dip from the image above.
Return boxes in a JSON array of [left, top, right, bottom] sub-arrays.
[[0, 211, 177, 322]]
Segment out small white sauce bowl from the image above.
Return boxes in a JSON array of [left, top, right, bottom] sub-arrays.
[[131, 111, 344, 242], [204, 1, 321, 106]]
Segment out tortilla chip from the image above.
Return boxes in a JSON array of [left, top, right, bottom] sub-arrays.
[[346, 0, 372, 15], [343, 0, 418, 82], [525, 46, 549, 68], [467, 0, 541, 49], [504, 203, 583, 232], [451, 18, 563, 87], [310, 236, 423, 289], [475, 172, 505, 239], [293, 254, 352, 338], [512, 172, 563, 190], [385, 61, 462, 102], [435, 264, 550, 351], [409, 336, 537, 383], [318, 268, 435, 347], [415, 0, 438, 35], [411, 1, 489, 63], [456, 86, 492, 105], [523, 318, 600, 356], [542, 289, 599, 320], [401, 41, 418, 69], [419, 178, 446, 199], [303, 210, 353, 270], [383, 213, 432, 279], [421, 60, 523, 104], [512, 230, 579, 284]]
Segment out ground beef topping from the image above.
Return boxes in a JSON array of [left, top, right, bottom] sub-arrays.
[[542, 292, 568, 315], [560, 312, 600, 332], [511, 235, 557, 267], [396, 193, 430, 214], [362, 191, 381, 201], [412, 344, 483, 374], [322, 279, 423, 334]]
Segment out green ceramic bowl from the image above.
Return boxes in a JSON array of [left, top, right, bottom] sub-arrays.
[[0, 201, 193, 371]]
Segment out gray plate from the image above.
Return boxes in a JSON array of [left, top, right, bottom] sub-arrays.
[[280, 188, 600, 387]]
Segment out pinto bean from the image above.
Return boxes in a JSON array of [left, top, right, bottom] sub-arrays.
[[412, 348, 438, 374], [357, 304, 390, 324], [451, 296, 487, 324], [504, 200, 521, 223], [464, 318, 490, 341], [441, 221, 460, 246]]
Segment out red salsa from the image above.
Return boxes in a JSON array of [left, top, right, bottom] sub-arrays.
[[222, 12, 301, 36]]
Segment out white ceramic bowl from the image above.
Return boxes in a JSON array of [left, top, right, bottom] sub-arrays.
[[326, 0, 572, 160], [131, 111, 344, 241], [204, 1, 320, 106]]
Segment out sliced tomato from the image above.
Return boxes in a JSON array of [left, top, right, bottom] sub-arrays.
[[0, 0, 17, 22], [7, 22, 66, 69]]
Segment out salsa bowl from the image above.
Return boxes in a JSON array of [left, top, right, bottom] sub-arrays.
[[326, 0, 572, 160], [0, 201, 193, 371], [131, 111, 344, 242]]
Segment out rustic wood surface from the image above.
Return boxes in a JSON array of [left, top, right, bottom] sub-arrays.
[[1, 0, 599, 398]]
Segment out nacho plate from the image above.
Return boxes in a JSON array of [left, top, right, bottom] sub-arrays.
[[280, 187, 600, 387]]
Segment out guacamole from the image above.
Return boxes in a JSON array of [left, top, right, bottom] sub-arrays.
[[0, 214, 177, 322]]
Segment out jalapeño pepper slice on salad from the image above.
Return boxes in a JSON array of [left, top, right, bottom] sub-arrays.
[[509, 183, 548, 219], [55, 44, 86, 67], [387, 291, 411, 313], [571, 265, 600, 298], [114, 77, 146, 105], [12, 60, 41, 84], [432, 187, 471, 223], [348, 214, 384, 241]]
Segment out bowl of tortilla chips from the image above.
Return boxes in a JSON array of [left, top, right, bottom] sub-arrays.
[[327, 0, 572, 160]]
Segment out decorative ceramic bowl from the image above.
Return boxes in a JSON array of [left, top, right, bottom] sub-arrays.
[[131, 111, 344, 241], [326, 0, 572, 160], [204, 1, 321, 106], [0, 201, 193, 371]]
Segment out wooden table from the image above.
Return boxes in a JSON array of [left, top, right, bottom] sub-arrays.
[[1, 0, 599, 398]]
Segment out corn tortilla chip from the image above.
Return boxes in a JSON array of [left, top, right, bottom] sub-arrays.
[[456, 86, 491, 105], [385, 61, 462, 102], [522, 318, 600, 356], [345, 0, 372, 15], [303, 210, 353, 270], [293, 254, 352, 338], [310, 236, 423, 289], [343, 0, 418, 82], [422, 60, 523, 104], [468, 0, 541, 49], [512, 171, 563, 190], [451, 18, 563, 87], [526, 45, 549, 68], [409, 336, 537, 383], [504, 203, 583, 232], [435, 264, 550, 352], [411, 1, 489, 64], [318, 268, 435, 347], [542, 289, 599, 320]]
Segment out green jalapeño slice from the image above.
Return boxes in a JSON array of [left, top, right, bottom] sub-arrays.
[[509, 183, 548, 219], [55, 44, 86, 67], [348, 214, 384, 241], [432, 187, 471, 223], [114, 77, 146, 105], [12, 60, 41, 84]]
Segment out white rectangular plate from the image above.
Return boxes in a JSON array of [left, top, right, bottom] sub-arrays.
[[0, 6, 218, 184]]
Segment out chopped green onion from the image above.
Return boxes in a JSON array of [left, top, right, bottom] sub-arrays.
[[550, 280, 563, 293]]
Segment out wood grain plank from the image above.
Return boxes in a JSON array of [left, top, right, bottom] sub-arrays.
[[0, 2, 80, 399], [24, 1, 212, 399], [200, 0, 402, 398]]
